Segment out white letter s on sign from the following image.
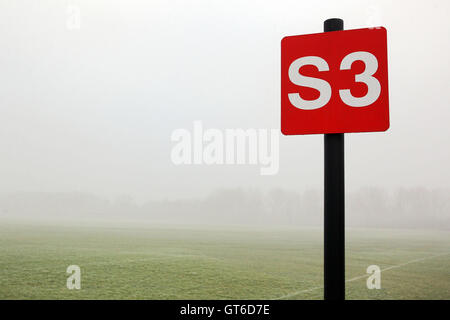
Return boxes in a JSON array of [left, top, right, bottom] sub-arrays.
[[288, 56, 332, 110]]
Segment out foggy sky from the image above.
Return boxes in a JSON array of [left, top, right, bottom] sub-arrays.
[[1, 0, 449, 203]]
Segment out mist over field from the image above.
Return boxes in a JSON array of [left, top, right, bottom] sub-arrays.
[[1, 187, 449, 230]]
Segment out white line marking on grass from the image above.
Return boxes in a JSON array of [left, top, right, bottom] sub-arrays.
[[345, 252, 450, 282], [273, 252, 450, 300], [273, 285, 324, 300]]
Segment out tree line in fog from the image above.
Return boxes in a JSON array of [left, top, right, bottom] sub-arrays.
[[0, 187, 449, 229]]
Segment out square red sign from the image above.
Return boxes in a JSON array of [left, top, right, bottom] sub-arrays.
[[281, 27, 389, 135]]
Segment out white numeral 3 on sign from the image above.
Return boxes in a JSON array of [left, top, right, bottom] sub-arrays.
[[339, 51, 381, 107]]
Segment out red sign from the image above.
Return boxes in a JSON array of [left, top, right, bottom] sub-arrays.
[[281, 27, 389, 135]]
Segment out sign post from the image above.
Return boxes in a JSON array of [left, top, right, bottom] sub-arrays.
[[323, 18, 345, 301], [281, 18, 389, 300]]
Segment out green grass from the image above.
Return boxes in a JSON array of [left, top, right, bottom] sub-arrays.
[[0, 220, 449, 299]]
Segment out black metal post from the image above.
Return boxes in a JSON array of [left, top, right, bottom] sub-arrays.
[[323, 18, 345, 300]]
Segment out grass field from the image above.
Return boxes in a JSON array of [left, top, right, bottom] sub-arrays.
[[0, 220, 449, 300]]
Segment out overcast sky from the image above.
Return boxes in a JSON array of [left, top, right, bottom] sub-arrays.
[[0, 0, 449, 202]]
